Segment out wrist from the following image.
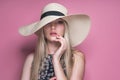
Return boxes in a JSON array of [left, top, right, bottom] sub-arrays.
[[53, 55, 60, 62], [53, 51, 65, 59], [52, 53, 62, 61]]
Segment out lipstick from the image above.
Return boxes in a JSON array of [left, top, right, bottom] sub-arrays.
[[50, 32, 57, 36]]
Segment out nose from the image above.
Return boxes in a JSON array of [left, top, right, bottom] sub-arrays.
[[51, 23, 56, 29]]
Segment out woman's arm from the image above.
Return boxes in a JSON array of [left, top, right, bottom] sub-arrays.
[[51, 35, 85, 80], [51, 35, 67, 80], [70, 51, 85, 80], [52, 56, 67, 80], [21, 53, 34, 80], [52, 50, 85, 80]]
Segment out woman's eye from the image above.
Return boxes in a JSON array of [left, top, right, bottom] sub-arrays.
[[57, 21, 64, 24], [45, 23, 51, 26]]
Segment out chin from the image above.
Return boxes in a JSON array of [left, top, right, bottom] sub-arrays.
[[48, 37, 56, 42]]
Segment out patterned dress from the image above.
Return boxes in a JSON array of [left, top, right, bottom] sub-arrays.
[[38, 54, 66, 80]]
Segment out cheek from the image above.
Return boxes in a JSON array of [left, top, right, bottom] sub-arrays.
[[43, 28, 49, 38], [57, 26, 65, 35]]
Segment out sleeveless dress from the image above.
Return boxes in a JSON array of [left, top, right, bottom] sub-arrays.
[[38, 54, 66, 80]]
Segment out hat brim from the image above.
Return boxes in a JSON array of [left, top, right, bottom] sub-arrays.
[[62, 14, 91, 46], [19, 14, 91, 47]]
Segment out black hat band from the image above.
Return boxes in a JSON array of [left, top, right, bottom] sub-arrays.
[[40, 11, 65, 20]]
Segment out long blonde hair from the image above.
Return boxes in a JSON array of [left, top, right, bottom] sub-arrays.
[[30, 20, 74, 80]]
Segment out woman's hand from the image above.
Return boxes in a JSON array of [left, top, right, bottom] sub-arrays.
[[49, 76, 57, 80], [53, 34, 67, 60]]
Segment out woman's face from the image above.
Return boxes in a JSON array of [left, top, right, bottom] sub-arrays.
[[43, 18, 65, 42]]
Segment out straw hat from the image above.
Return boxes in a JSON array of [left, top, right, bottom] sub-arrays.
[[18, 3, 91, 47]]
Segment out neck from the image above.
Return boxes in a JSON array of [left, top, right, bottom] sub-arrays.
[[46, 40, 60, 55]]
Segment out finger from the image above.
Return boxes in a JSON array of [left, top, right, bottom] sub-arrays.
[[57, 35, 66, 44], [53, 35, 66, 47], [54, 35, 62, 40], [54, 38, 62, 43], [56, 35, 67, 48], [56, 35, 65, 42], [56, 35, 63, 39]]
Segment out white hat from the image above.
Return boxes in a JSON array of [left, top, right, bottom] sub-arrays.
[[18, 3, 91, 47]]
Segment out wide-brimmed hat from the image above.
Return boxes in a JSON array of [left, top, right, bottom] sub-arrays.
[[18, 3, 91, 47]]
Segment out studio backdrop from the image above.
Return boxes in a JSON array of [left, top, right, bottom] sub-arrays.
[[0, 0, 120, 80]]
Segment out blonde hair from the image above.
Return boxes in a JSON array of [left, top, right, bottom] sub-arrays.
[[30, 20, 74, 80]]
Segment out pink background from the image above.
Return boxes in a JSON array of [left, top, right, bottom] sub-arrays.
[[0, 0, 120, 80]]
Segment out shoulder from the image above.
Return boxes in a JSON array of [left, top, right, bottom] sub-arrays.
[[21, 53, 34, 80], [26, 53, 34, 60], [70, 50, 85, 80], [24, 53, 34, 66], [72, 50, 85, 62]]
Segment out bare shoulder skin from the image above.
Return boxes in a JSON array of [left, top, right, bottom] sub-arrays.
[[21, 53, 34, 80], [70, 50, 85, 80]]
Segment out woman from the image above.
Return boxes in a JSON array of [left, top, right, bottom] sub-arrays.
[[19, 3, 91, 80]]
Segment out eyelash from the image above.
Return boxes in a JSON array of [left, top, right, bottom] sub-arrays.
[[57, 21, 64, 24]]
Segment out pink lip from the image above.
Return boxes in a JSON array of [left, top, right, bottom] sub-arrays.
[[50, 32, 57, 36]]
